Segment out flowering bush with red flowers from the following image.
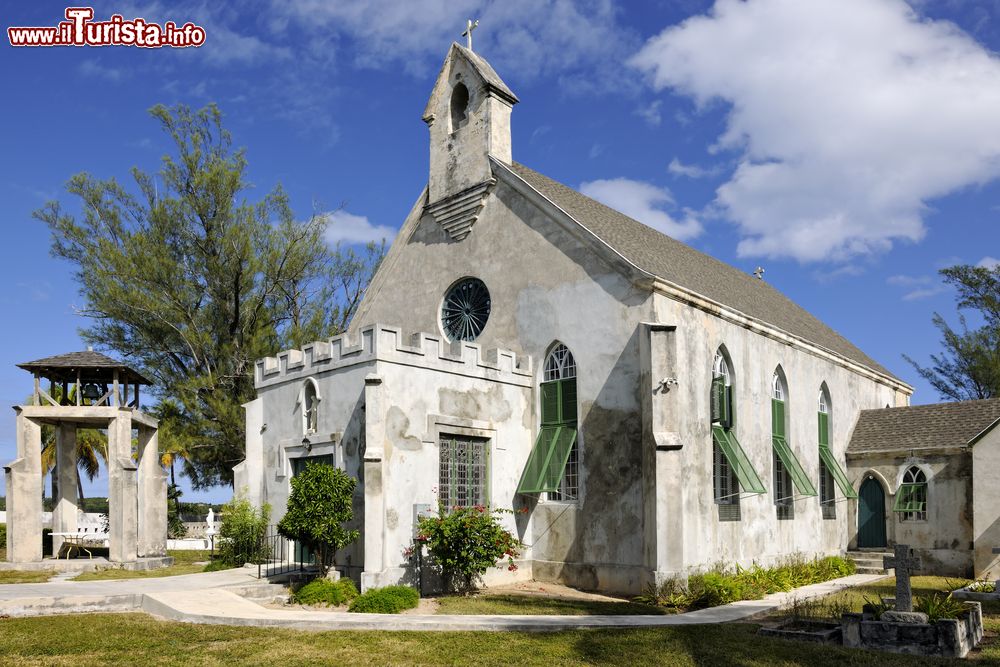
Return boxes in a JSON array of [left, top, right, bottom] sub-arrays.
[[415, 504, 523, 593]]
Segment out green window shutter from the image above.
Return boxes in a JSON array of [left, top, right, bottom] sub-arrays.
[[893, 483, 927, 512], [725, 385, 734, 428], [771, 435, 817, 496], [560, 378, 577, 423], [516, 425, 578, 494], [540, 382, 560, 425], [818, 412, 830, 447], [817, 446, 858, 499], [771, 399, 785, 438], [711, 377, 724, 423], [712, 425, 766, 494]]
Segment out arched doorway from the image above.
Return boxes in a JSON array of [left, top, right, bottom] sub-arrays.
[[858, 476, 887, 548]]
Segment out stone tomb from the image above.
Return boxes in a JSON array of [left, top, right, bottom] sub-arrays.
[[842, 543, 984, 658], [3, 351, 168, 569]]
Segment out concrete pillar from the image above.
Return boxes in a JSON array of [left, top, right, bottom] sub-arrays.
[[51, 423, 79, 556], [137, 427, 167, 557], [640, 323, 686, 585], [234, 398, 264, 508], [108, 410, 138, 562], [361, 373, 386, 591], [5, 409, 43, 562]]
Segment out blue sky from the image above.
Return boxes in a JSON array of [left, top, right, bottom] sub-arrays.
[[2, 0, 999, 504]]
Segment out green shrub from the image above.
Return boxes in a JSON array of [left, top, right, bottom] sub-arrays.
[[416, 505, 522, 593], [966, 579, 997, 593], [216, 494, 271, 567], [293, 578, 359, 606], [0, 524, 6, 548], [277, 464, 359, 576], [915, 592, 966, 622], [202, 559, 234, 572], [348, 585, 420, 614], [633, 555, 857, 612]]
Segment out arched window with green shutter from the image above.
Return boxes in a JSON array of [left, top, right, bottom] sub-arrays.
[[816, 383, 857, 509], [710, 347, 764, 521], [517, 344, 579, 499], [771, 368, 816, 522]]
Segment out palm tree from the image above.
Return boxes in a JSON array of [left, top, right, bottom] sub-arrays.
[[41, 427, 107, 503], [34, 385, 108, 504]]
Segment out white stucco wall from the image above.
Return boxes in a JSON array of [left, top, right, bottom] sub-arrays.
[[652, 290, 902, 574], [973, 426, 1000, 579]]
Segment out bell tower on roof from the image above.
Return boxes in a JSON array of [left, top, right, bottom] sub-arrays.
[[422, 40, 518, 240]]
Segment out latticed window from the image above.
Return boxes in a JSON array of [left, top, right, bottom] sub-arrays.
[[895, 466, 928, 522], [517, 344, 579, 500], [820, 463, 836, 519], [439, 435, 489, 510], [714, 439, 740, 521], [774, 451, 794, 520], [546, 345, 579, 501], [771, 370, 814, 519]]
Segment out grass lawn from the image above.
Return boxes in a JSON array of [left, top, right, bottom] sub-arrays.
[[0, 570, 55, 584], [71, 550, 221, 581], [3, 611, 995, 666], [435, 593, 668, 616]]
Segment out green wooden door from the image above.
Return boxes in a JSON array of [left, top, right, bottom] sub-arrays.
[[857, 477, 886, 548], [290, 455, 334, 564]]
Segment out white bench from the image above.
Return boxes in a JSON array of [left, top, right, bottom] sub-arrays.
[[52, 525, 109, 559]]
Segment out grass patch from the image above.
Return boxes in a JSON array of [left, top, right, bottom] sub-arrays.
[[436, 594, 667, 616], [2, 611, 997, 665], [71, 550, 226, 581], [348, 585, 419, 613], [0, 570, 54, 584], [799, 575, 971, 615]]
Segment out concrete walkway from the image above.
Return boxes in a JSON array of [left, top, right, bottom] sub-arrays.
[[0, 570, 885, 631]]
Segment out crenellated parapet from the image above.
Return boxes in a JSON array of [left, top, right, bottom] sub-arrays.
[[255, 324, 534, 389]]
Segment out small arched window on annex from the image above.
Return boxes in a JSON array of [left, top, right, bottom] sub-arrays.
[[301, 377, 320, 436], [895, 465, 928, 522], [516, 343, 579, 501], [710, 346, 742, 520], [450, 81, 470, 132]]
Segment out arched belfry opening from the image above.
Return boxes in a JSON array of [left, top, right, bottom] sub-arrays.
[[450, 82, 470, 131], [422, 43, 519, 241], [5, 350, 167, 568]]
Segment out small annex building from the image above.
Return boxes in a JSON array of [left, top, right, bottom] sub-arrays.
[[847, 398, 1000, 579], [235, 43, 920, 594]]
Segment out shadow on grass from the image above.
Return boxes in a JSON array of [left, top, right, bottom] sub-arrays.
[[435, 593, 667, 616]]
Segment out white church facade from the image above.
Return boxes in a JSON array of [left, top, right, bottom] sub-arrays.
[[234, 43, 938, 594]]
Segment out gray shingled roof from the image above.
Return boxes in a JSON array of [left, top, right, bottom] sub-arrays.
[[18, 350, 151, 385], [847, 399, 1000, 454], [508, 162, 897, 380]]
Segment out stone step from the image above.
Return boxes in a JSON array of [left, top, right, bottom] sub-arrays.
[[846, 551, 892, 576]]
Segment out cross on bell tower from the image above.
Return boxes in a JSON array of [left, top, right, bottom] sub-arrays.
[[462, 19, 479, 51]]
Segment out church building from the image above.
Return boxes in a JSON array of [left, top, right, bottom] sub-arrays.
[[234, 42, 958, 594]]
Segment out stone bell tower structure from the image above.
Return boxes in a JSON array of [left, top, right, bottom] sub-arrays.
[[422, 42, 518, 240], [5, 350, 167, 565]]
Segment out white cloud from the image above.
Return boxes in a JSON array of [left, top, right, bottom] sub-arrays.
[[322, 210, 396, 245], [78, 59, 125, 82], [271, 0, 637, 86], [978, 256, 1000, 269], [668, 158, 722, 179], [631, 0, 1000, 263], [886, 273, 945, 300], [579, 178, 702, 240], [636, 100, 662, 126]]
